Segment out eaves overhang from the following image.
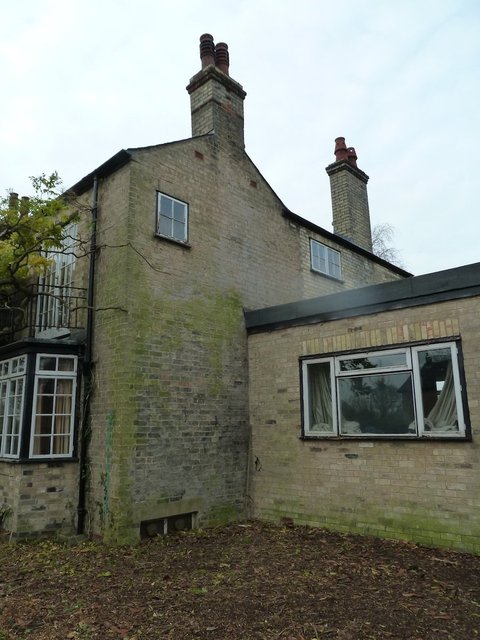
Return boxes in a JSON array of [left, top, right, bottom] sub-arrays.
[[245, 262, 480, 333], [68, 149, 133, 196]]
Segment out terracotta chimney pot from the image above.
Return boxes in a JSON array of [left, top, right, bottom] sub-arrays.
[[347, 146, 358, 167], [199, 33, 215, 69], [215, 42, 230, 75], [334, 137, 349, 162]]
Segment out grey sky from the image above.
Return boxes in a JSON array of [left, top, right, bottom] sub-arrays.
[[2, 0, 479, 275]]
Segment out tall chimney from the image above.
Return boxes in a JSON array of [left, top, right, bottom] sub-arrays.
[[186, 34, 246, 150], [326, 137, 373, 252]]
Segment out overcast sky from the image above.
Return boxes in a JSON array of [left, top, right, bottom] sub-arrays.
[[2, 0, 479, 275]]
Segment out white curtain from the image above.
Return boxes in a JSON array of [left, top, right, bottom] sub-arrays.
[[426, 362, 458, 431], [310, 364, 333, 431]]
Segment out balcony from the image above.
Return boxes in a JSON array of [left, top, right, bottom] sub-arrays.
[[0, 284, 87, 345]]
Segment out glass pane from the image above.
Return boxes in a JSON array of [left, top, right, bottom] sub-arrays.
[[37, 378, 55, 394], [340, 352, 407, 372], [317, 257, 327, 273], [418, 348, 459, 432], [173, 221, 186, 241], [58, 357, 75, 372], [307, 362, 334, 433], [159, 195, 173, 217], [339, 372, 415, 435], [39, 357, 56, 371], [15, 357, 26, 374], [11, 415, 21, 436], [329, 261, 341, 279], [55, 395, 72, 415], [159, 215, 172, 237], [0, 381, 6, 418], [57, 379, 73, 394], [52, 435, 70, 455], [33, 436, 51, 456], [173, 201, 185, 222], [35, 415, 53, 436], [5, 435, 20, 456], [37, 394, 54, 414], [54, 415, 71, 435]]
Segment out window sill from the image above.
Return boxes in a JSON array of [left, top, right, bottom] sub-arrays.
[[154, 233, 191, 249], [300, 434, 471, 443], [0, 456, 78, 464], [310, 268, 343, 283]]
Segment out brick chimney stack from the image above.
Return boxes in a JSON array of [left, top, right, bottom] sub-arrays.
[[326, 137, 373, 252], [186, 34, 246, 151]]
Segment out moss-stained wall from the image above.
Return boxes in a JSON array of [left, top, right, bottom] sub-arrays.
[[248, 298, 480, 554], [83, 131, 405, 543]]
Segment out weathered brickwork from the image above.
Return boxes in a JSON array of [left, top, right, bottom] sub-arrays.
[[2, 41, 408, 542], [327, 161, 373, 252], [187, 65, 246, 150], [80, 126, 404, 543], [248, 297, 480, 553], [0, 461, 78, 537]]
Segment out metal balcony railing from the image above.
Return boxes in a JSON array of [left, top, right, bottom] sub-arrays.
[[0, 284, 87, 344]]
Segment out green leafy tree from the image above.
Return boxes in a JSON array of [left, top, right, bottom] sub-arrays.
[[0, 173, 78, 307]]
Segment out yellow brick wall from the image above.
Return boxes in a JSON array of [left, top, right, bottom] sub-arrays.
[[248, 297, 480, 553], [0, 461, 79, 537]]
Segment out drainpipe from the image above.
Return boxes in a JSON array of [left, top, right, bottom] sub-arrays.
[[77, 175, 98, 534]]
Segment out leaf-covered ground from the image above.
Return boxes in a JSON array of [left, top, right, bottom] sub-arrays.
[[0, 521, 479, 639]]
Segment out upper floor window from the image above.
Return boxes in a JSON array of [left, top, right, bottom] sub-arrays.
[[156, 193, 188, 243], [310, 239, 342, 280], [302, 342, 467, 439], [36, 224, 78, 337]]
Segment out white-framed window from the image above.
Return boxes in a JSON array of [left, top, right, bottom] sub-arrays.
[[156, 192, 188, 243], [29, 355, 77, 458], [36, 223, 77, 336], [302, 342, 467, 438], [0, 356, 27, 458], [310, 239, 342, 280]]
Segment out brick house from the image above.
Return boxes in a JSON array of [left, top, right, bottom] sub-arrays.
[[5, 33, 459, 545]]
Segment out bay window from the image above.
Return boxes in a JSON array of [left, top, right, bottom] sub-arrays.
[[0, 353, 78, 459], [302, 342, 467, 438]]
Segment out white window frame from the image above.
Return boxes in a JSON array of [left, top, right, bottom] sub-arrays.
[[302, 342, 466, 439], [0, 356, 27, 458], [156, 192, 188, 243], [29, 354, 77, 459], [310, 239, 342, 280], [36, 223, 78, 338]]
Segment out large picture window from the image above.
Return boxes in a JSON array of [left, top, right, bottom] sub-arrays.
[[302, 342, 467, 438], [156, 192, 188, 243]]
